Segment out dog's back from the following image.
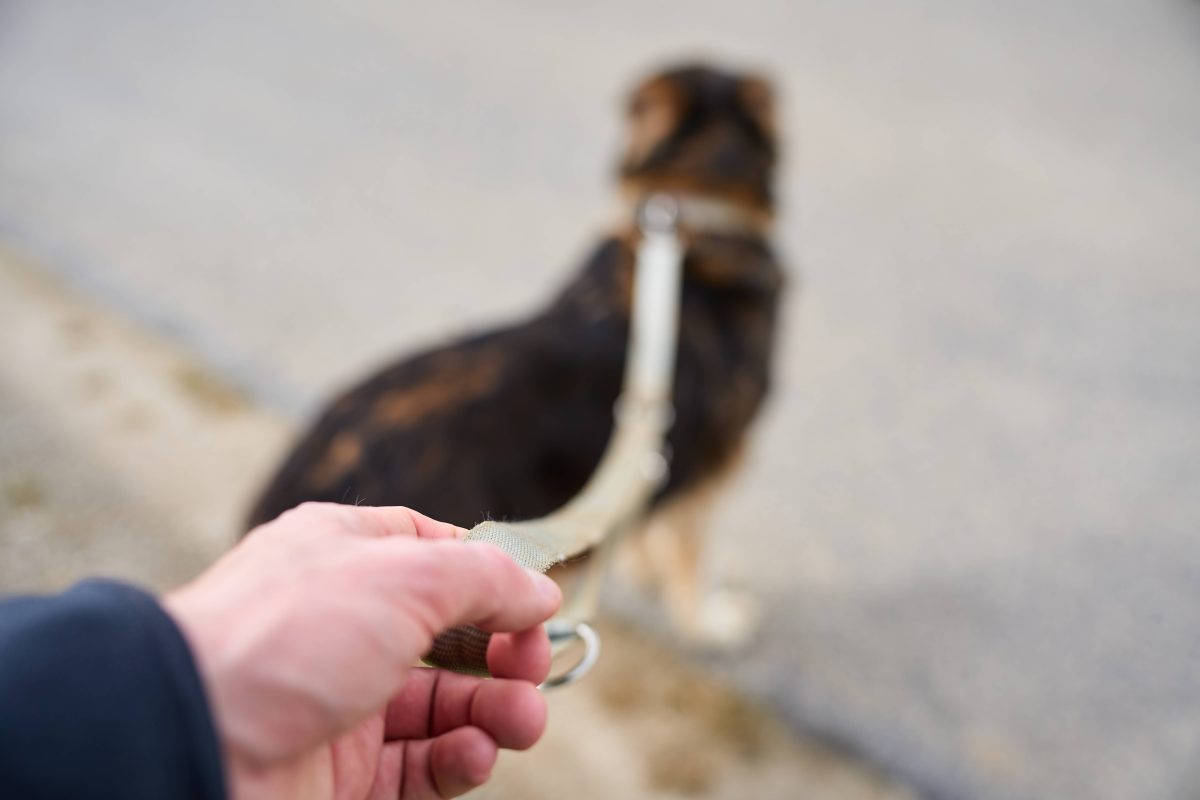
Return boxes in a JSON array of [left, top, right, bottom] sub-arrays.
[[249, 235, 781, 530], [248, 64, 786, 602]]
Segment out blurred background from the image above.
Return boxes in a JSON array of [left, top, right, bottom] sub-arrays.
[[2, 1, 1199, 798]]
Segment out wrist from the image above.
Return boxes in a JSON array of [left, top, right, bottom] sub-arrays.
[[161, 588, 250, 767]]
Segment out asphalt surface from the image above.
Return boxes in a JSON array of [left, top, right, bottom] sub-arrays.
[[2, 2, 1199, 798]]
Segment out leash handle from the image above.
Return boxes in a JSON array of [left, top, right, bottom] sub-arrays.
[[423, 521, 558, 676]]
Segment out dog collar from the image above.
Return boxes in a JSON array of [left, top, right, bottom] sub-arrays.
[[618, 191, 770, 237]]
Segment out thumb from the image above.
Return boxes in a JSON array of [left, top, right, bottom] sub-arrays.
[[374, 538, 562, 638]]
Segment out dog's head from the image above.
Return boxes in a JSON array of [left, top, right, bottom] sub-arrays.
[[619, 63, 778, 211]]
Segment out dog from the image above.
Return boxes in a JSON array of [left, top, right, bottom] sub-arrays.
[[246, 63, 785, 646]]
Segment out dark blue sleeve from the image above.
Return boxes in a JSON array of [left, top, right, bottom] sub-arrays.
[[0, 580, 227, 800]]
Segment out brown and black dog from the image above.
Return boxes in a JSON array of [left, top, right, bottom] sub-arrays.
[[247, 63, 785, 645]]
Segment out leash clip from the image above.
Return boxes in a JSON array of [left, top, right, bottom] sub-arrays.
[[637, 193, 680, 236]]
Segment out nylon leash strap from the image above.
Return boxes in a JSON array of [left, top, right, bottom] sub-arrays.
[[423, 194, 684, 681]]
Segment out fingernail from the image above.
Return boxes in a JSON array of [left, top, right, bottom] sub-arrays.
[[527, 570, 561, 604]]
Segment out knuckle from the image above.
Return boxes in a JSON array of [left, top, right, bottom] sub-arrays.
[[292, 500, 331, 518], [277, 501, 355, 536]]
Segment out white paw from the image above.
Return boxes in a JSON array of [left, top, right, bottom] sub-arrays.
[[686, 588, 762, 651]]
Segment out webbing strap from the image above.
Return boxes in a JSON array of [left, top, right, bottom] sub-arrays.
[[423, 521, 558, 676], [422, 196, 684, 678]]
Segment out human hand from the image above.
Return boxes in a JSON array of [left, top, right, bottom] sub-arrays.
[[164, 502, 562, 800]]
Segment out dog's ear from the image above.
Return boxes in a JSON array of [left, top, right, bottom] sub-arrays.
[[622, 77, 686, 171], [737, 73, 777, 141]]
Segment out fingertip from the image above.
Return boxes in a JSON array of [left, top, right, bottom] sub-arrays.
[[474, 680, 547, 751], [510, 684, 548, 751], [460, 728, 499, 785], [488, 627, 553, 684], [529, 570, 563, 609], [432, 727, 498, 798], [472, 561, 560, 631]]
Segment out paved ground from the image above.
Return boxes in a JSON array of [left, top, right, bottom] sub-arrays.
[[0, 245, 914, 800], [2, 1, 1199, 799]]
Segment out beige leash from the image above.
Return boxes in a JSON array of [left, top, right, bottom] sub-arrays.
[[423, 194, 684, 686]]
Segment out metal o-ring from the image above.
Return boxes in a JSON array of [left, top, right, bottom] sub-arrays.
[[539, 621, 601, 690]]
